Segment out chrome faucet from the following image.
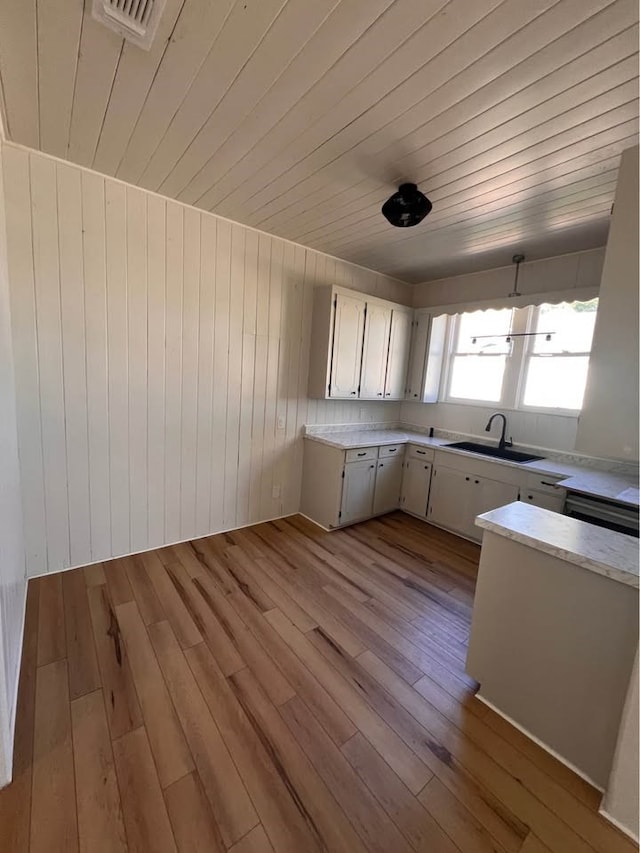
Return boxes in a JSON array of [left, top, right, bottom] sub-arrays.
[[485, 413, 513, 450]]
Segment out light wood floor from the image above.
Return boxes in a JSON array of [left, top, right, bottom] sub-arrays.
[[0, 512, 635, 853]]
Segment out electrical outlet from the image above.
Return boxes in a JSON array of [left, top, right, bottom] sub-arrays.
[[277, 415, 286, 430], [272, 484, 281, 499]]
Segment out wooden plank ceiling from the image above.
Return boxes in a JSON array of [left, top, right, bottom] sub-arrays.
[[0, 0, 637, 282]]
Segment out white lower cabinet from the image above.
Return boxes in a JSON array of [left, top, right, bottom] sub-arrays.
[[400, 457, 432, 518], [428, 464, 519, 542], [373, 456, 405, 516], [340, 458, 377, 525]]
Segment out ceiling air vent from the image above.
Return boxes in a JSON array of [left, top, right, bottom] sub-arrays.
[[92, 0, 167, 50]]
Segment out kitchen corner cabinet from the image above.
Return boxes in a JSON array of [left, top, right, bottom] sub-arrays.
[[307, 285, 412, 400], [301, 441, 406, 529]]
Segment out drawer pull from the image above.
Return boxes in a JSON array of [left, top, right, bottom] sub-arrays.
[[416, 450, 426, 455], [357, 452, 366, 457], [540, 480, 558, 488], [388, 448, 397, 453]]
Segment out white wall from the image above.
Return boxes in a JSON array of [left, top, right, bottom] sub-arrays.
[[401, 401, 579, 454], [0, 143, 27, 784], [576, 145, 639, 462], [412, 247, 604, 310], [602, 649, 639, 841], [2, 142, 410, 577]]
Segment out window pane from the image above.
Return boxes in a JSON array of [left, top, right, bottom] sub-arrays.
[[456, 309, 513, 355], [523, 356, 590, 409], [532, 299, 598, 354], [449, 355, 506, 402]]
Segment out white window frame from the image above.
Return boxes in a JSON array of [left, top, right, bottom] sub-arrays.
[[441, 301, 597, 415]]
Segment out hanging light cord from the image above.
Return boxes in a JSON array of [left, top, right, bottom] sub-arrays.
[[509, 253, 525, 297]]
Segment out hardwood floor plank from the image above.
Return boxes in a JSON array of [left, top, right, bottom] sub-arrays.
[[37, 573, 66, 666], [519, 835, 554, 853], [228, 666, 369, 853], [112, 727, 177, 853], [265, 608, 431, 794], [420, 776, 508, 853], [83, 562, 106, 587], [192, 571, 295, 706], [31, 660, 78, 853], [186, 538, 237, 593], [280, 695, 413, 853], [228, 588, 356, 746], [164, 772, 225, 853], [124, 554, 166, 625], [70, 689, 127, 853], [341, 732, 458, 853], [0, 580, 39, 852], [148, 620, 259, 846], [62, 569, 101, 699], [87, 584, 143, 739], [141, 550, 202, 648], [104, 557, 135, 606], [185, 642, 327, 853], [220, 543, 278, 611], [228, 824, 275, 853], [115, 600, 194, 788], [161, 559, 245, 675]]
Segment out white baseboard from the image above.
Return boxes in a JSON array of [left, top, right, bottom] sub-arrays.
[[597, 807, 640, 844]]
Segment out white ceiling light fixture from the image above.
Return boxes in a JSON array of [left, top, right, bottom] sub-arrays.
[[92, 0, 167, 50]]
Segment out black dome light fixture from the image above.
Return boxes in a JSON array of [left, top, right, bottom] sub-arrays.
[[381, 182, 432, 227]]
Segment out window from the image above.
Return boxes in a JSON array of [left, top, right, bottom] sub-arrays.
[[443, 299, 598, 413], [447, 309, 513, 403], [521, 299, 598, 410]]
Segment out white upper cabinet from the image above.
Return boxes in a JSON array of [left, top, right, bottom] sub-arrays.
[[360, 302, 392, 399], [404, 312, 447, 403], [384, 309, 412, 400], [329, 291, 366, 398], [307, 285, 414, 401]]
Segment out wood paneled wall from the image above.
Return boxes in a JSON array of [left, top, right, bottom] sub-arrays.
[[1, 142, 410, 577], [0, 141, 26, 782]]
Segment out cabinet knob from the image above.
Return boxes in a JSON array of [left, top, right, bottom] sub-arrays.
[[465, 476, 470, 481], [413, 393, 418, 397], [370, 464, 375, 469], [350, 391, 357, 395], [379, 463, 384, 468], [474, 480, 479, 484], [385, 392, 391, 396], [377, 392, 382, 396]]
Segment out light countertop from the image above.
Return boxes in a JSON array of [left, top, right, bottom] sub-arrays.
[[475, 502, 639, 588], [304, 426, 639, 507]]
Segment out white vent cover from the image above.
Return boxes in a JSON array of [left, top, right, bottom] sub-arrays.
[[92, 0, 167, 50]]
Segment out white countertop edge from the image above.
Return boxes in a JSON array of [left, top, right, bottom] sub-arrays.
[[476, 502, 639, 588]]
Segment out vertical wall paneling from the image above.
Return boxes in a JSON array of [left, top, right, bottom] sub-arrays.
[[146, 193, 167, 548], [2, 146, 47, 574], [164, 202, 184, 545], [210, 220, 231, 532], [31, 154, 70, 572], [57, 163, 91, 566], [82, 171, 111, 561], [180, 207, 201, 539], [2, 143, 408, 576], [195, 214, 215, 537], [126, 187, 149, 553], [105, 179, 130, 557]]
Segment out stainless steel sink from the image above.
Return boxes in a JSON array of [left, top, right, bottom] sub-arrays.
[[444, 441, 544, 464]]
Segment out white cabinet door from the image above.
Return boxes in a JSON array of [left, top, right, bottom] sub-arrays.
[[360, 303, 392, 399], [428, 465, 472, 532], [329, 292, 366, 398], [401, 457, 433, 518], [519, 489, 565, 513], [384, 309, 413, 399], [373, 456, 404, 516], [474, 477, 519, 519], [340, 459, 376, 525], [405, 313, 428, 401]]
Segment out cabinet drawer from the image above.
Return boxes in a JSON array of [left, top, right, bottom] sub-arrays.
[[379, 444, 404, 459], [406, 444, 434, 461], [345, 446, 378, 463], [523, 472, 566, 495]]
